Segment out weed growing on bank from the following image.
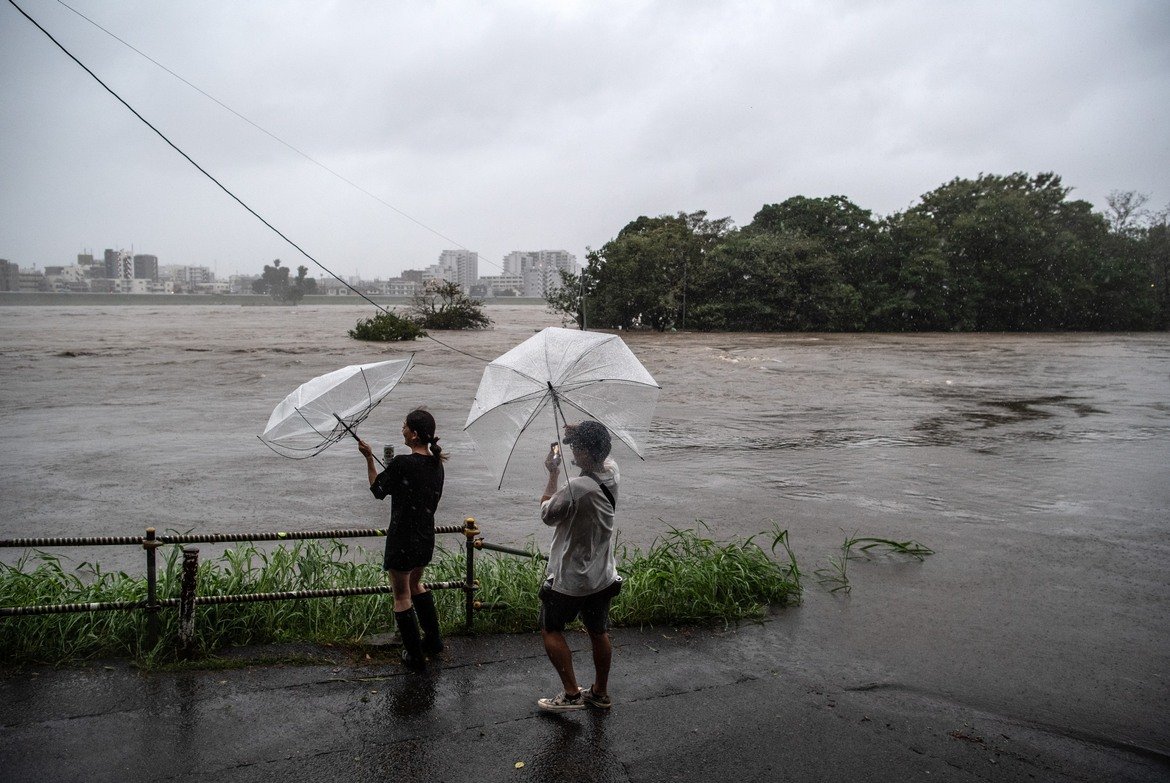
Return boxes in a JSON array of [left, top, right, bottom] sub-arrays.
[[0, 524, 803, 666]]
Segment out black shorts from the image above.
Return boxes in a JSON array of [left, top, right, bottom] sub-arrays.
[[538, 578, 622, 634]]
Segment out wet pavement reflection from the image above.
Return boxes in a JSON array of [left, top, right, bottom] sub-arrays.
[[526, 710, 625, 783]]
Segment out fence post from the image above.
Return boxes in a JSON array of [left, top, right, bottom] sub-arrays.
[[178, 547, 200, 658], [463, 517, 479, 631], [143, 527, 160, 649]]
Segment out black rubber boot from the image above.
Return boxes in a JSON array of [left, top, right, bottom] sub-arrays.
[[412, 590, 444, 657], [394, 608, 426, 671]]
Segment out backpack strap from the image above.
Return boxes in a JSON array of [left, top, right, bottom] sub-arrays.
[[583, 471, 616, 510]]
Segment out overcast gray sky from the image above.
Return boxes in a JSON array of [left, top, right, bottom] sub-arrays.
[[2, 0, 1168, 280]]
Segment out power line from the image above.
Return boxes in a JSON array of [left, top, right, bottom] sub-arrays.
[[52, 0, 508, 276], [8, 0, 492, 363]]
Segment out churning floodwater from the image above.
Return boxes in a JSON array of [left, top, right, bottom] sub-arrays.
[[1, 303, 1168, 753]]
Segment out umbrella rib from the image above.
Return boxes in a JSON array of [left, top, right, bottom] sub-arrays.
[[464, 379, 549, 430], [555, 377, 661, 394], [493, 389, 554, 490], [558, 334, 662, 388], [555, 334, 616, 384], [556, 395, 649, 461], [256, 435, 329, 459], [358, 366, 373, 417], [295, 405, 339, 441]]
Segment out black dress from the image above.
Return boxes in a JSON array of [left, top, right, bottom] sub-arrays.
[[370, 453, 444, 571]]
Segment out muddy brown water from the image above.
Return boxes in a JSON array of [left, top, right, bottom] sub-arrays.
[[1, 303, 1167, 753]]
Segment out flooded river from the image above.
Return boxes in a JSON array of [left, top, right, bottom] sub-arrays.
[[1, 303, 1167, 753]]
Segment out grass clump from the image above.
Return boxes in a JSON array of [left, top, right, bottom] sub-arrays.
[[0, 524, 803, 666], [613, 524, 801, 626]]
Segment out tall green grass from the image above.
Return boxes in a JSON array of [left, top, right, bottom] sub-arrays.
[[0, 523, 803, 666]]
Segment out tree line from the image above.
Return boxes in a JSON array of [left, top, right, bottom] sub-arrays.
[[547, 172, 1168, 332]]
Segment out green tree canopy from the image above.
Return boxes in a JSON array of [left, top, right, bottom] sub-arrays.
[[571, 172, 1164, 333], [687, 231, 859, 331], [906, 172, 1146, 329], [582, 211, 731, 330]]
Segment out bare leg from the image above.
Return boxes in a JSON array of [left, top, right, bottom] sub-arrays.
[[541, 629, 581, 695], [408, 567, 427, 597], [586, 628, 612, 695], [389, 569, 413, 612]]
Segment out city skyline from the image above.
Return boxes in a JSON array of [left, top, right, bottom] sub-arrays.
[[1, 245, 578, 299], [6, 243, 574, 281], [3, 2, 1168, 280]]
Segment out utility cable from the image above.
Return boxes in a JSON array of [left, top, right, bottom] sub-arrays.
[[8, 0, 492, 363], [52, 0, 506, 273]]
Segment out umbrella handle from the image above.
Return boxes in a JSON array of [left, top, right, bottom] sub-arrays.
[[334, 413, 384, 469]]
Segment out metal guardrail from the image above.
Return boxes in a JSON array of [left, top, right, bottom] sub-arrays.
[[0, 517, 548, 655]]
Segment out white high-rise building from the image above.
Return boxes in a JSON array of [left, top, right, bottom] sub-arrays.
[[435, 249, 478, 292], [501, 250, 577, 297]]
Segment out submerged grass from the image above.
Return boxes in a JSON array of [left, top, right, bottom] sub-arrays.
[[814, 533, 935, 593], [0, 523, 804, 666]]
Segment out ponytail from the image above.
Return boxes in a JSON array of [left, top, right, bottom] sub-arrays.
[[406, 408, 448, 462]]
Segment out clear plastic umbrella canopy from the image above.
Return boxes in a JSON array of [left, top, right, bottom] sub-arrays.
[[465, 327, 660, 489], [259, 357, 413, 459]]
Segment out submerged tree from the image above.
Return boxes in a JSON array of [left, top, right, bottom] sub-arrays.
[[409, 281, 492, 330], [687, 231, 859, 331], [584, 211, 731, 330], [293, 265, 318, 299], [576, 172, 1163, 333], [907, 172, 1156, 330], [545, 267, 589, 328], [250, 259, 316, 304], [348, 310, 423, 342]]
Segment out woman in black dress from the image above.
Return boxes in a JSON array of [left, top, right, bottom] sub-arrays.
[[357, 408, 446, 670]]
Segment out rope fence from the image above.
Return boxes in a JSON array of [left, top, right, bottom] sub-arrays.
[[0, 518, 547, 655]]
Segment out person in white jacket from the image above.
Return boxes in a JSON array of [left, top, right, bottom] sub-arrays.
[[535, 420, 622, 712]]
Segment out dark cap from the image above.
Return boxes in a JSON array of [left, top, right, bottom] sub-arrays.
[[563, 420, 612, 461]]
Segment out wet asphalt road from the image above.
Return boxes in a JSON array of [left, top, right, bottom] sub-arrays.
[[2, 620, 1165, 783]]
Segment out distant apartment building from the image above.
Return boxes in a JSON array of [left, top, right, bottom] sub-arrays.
[[111, 278, 151, 294], [44, 265, 91, 292], [18, 270, 46, 292], [0, 259, 18, 292], [430, 249, 478, 292], [161, 265, 213, 287], [500, 250, 577, 297], [103, 249, 132, 279], [477, 272, 526, 297], [382, 279, 420, 297], [228, 274, 259, 294], [133, 254, 159, 280]]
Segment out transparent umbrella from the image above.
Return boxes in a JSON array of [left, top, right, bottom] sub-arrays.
[[259, 356, 413, 462], [464, 327, 659, 489]]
